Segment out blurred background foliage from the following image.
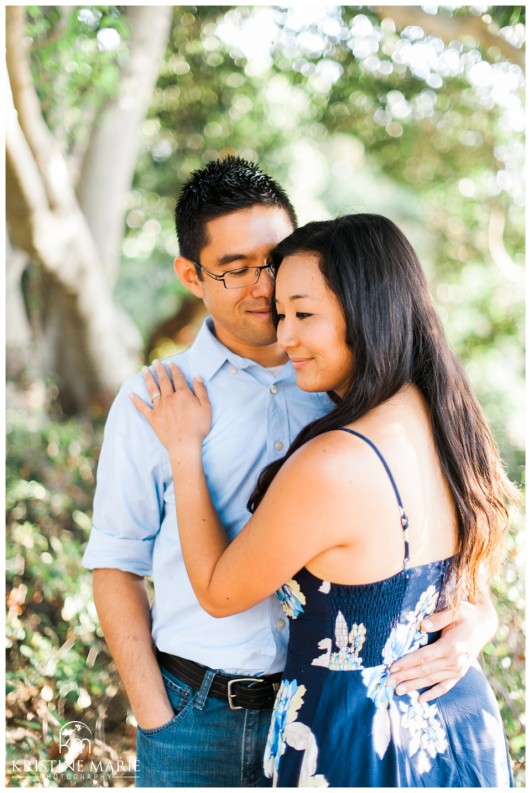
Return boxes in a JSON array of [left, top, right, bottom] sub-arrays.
[[6, 4, 525, 787]]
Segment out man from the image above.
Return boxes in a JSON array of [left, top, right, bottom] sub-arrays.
[[83, 157, 497, 787]]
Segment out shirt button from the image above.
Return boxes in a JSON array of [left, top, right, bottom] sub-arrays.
[[269, 384, 278, 394], [276, 619, 286, 630], [274, 441, 284, 451], [230, 367, 238, 375]]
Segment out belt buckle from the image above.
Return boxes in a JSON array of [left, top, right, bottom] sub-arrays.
[[227, 677, 263, 710]]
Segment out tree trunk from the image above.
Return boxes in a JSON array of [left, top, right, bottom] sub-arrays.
[[5, 6, 172, 415], [6, 103, 141, 413], [6, 238, 32, 350], [76, 6, 173, 284]]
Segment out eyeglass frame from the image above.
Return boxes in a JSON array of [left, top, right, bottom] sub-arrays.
[[192, 260, 275, 289]]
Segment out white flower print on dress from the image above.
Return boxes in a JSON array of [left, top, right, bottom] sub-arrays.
[[399, 692, 448, 774], [277, 579, 306, 619], [311, 611, 366, 670], [381, 584, 439, 668], [403, 584, 439, 654], [264, 680, 306, 780], [361, 585, 448, 769], [264, 680, 328, 786]]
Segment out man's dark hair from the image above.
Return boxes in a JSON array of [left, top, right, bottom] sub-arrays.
[[175, 156, 297, 263]]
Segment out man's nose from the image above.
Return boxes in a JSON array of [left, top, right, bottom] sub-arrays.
[[249, 266, 274, 298]]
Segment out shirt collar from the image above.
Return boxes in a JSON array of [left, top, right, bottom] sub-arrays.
[[190, 317, 292, 383]]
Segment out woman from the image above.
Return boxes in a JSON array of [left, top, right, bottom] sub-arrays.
[[131, 214, 514, 786]]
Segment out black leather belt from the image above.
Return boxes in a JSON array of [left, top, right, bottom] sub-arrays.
[[156, 650, 281, 711]]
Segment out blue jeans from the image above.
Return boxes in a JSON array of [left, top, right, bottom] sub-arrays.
[[135, 665, 273, 787]]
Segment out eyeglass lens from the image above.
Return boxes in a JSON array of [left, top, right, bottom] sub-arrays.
[[224, 265, 273, 289]]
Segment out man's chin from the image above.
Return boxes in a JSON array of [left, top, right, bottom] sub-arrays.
[[245, 317, 276, 344], [248, 331, 279, 348]]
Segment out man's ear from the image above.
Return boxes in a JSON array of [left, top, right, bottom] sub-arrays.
[[174, 256, 204, 299]]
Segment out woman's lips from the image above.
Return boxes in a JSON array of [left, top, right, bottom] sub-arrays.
[[290, 357, 312, 369]]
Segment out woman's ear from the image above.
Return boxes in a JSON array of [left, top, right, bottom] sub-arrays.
[[174, 256, 204, 299]]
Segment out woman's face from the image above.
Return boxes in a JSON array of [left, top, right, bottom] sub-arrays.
[[275, 253, 353, 397]]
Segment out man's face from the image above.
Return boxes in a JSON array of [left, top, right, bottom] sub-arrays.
[[187, 206, 294, 360]]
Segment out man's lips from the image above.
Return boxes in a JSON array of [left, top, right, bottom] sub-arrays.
[[247, 307, 272, 317]]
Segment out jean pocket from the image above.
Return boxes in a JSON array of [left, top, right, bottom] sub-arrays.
[[137, 674, 192, 736]]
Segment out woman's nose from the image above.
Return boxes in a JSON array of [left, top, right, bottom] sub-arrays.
[[276, 319, 295, 350]]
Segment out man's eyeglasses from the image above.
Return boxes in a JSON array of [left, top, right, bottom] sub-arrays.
[[194, 261, 275, 289]]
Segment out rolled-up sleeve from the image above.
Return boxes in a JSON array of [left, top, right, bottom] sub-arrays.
[[82, 377, 165, 576]]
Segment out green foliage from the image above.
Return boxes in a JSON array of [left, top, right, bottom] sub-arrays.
[[26, 6, 128, 155], [6, 412, 135, 787], [485, 517, 526, 783], [24, 7, 525, 364], [112, 5, 525, 347]]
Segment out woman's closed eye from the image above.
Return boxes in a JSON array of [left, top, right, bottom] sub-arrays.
[[276, 312, 313, 321]]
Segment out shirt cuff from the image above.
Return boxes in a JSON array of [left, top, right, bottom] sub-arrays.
[[82, 524, 154, 577]]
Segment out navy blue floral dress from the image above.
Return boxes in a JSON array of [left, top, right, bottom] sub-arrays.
[[263, 429, 513, 787]]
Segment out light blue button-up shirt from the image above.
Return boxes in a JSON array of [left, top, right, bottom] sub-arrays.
[[83, 318, 333, 674]]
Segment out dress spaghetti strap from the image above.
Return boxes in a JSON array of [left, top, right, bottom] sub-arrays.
[[337, 428, 411, 571]]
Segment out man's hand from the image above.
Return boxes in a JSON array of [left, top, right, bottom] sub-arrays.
[[387, 591, 498, 703], [136, 700, 175, 731]]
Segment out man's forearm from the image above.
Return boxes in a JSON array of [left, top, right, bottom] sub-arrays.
[[92, 568, 173, 729]]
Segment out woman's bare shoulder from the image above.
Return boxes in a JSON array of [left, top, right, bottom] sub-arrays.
[[283, 427, 382, 489]]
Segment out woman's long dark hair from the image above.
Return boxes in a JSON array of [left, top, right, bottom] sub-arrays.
[[249, 214, 515, 601]]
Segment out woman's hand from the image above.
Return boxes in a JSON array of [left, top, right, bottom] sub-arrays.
[[129, 360, 212, 456]]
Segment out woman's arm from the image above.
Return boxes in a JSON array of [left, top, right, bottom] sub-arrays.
[[130, 361, 344, 616]]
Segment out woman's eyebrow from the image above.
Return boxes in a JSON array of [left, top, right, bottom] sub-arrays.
[[274, 293, 315, 303]]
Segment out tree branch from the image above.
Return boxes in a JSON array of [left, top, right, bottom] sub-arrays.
[[5, 75, 53, 256], [5, 6, 75, 210], [375, 6, 524, 70]]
